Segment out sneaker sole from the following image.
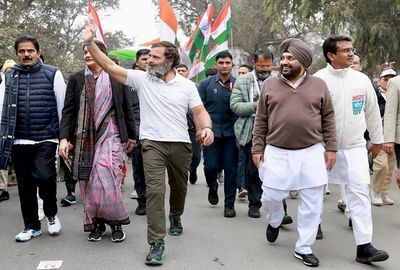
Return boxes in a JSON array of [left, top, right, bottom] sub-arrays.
[[145, 255, 165, 265], [60, 199, 76, 206], [294, 253, 319, 267], [87, 237, 102, 242], [168, 230, 182, 236], [372, 203, 383, 206], [382, 201, 394, 205], [87, 231, 106, 242], [356, 252, 389, 264], [111, 233, 126, 242], [248, 213, 261, 218]]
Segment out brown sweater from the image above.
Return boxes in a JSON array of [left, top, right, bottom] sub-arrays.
[[252, 74, 337, 153]]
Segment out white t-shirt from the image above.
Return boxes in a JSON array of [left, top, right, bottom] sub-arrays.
[[126, 70, 202, 143]]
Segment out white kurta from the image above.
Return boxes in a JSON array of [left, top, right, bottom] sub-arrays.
[[329, 147, 370, 185], [259, 143, 328, 190]]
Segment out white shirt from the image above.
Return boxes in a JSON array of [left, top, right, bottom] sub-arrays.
[[14, 70, 66, 145], [126, 70, 203, 143], [314, 64, 383, 149]]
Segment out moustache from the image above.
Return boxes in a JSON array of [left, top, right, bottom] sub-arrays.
[[23, 56, 33, 61]]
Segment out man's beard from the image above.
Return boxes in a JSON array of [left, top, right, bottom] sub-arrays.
[[255, 71, 271, 81], [147, 62, 169, 78], [280, 64, 302, 81]]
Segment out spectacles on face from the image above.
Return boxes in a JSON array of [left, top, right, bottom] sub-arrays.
[[336, 47, 355, 54], [18, 49, 36, 54]]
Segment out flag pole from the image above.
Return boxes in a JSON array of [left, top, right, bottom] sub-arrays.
[[195, 43, 207, 83]]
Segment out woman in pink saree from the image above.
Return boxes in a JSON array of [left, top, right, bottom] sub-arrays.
[[59, 40, 136, 242]]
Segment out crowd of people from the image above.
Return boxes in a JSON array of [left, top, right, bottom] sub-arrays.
[[0, 26, 398, 268]]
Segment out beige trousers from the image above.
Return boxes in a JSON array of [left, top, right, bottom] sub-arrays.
[[372, 149, 396, 195], [0, 170, 8, 191]]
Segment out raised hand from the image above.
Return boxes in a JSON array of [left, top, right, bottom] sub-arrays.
[[83, 20, 95, 45]]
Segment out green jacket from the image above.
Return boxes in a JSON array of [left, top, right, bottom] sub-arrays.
[[230, 72, 258, 146]]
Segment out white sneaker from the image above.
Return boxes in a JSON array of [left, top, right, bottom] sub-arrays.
[[371, 191, 383, 206], [47, 216, 61, 235], [38, 208, 45, 221], [217, 171, 224, 184], [381, 194, 394, 205], [15, 229, 42, 242], [130, 190, 138, 199]]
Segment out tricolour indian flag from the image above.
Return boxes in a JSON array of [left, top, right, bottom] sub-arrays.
[[210, 0, 231, 45], [186, 3, 214, 63], [159, 0, 179, 45], [88, 0, 106, 45]]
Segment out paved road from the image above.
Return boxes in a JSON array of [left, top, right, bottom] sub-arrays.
[[1, 163, 399, 270]]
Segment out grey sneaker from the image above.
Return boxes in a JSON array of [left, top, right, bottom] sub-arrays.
[[145, 242, 165, 265], [168, 215, 183, 236]]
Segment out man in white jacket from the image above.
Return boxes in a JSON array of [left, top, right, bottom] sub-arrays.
[[314, 35, 389, 264]]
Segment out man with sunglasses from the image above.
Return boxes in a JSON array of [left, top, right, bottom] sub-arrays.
[[314, 35, 389, 264]]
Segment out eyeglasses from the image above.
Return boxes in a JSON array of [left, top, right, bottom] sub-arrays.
[[336, 47, 355, 53]]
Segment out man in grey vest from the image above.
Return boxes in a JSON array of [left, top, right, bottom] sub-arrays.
[[0, 35, 66, 242]]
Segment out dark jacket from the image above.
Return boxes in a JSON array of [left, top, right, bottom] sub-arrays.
[[0, 61, 60, 169], [59, 69, 135, 144], [197, 74, 237, 137], [374, 86, 386, 117], [13, 61, 59, 141]]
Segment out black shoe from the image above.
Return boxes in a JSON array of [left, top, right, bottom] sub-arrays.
[[248, 206, 261, 218], [266, 224, 279, 243], [356, 243, 389, 264], [168, 214, 183, 236], [60, 194, 76, 206], [294, 251, 319, 267], [189, 172, 197, 184], [145, 242, 165, 265], [224, 207, 236, 218], [337, 202, 346, 213], [0, 190, 10, 202], [135, 203, 146, 215], [110, 225, 125, 242], [208, 187, 219, 205], [349, 218, 353, 229], [87, 223, 106, 242], [281, 214, 293, 225], [316, 224, 323, 240]]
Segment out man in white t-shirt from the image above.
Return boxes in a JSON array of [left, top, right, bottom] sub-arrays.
[[83, 25, 214, 266]]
